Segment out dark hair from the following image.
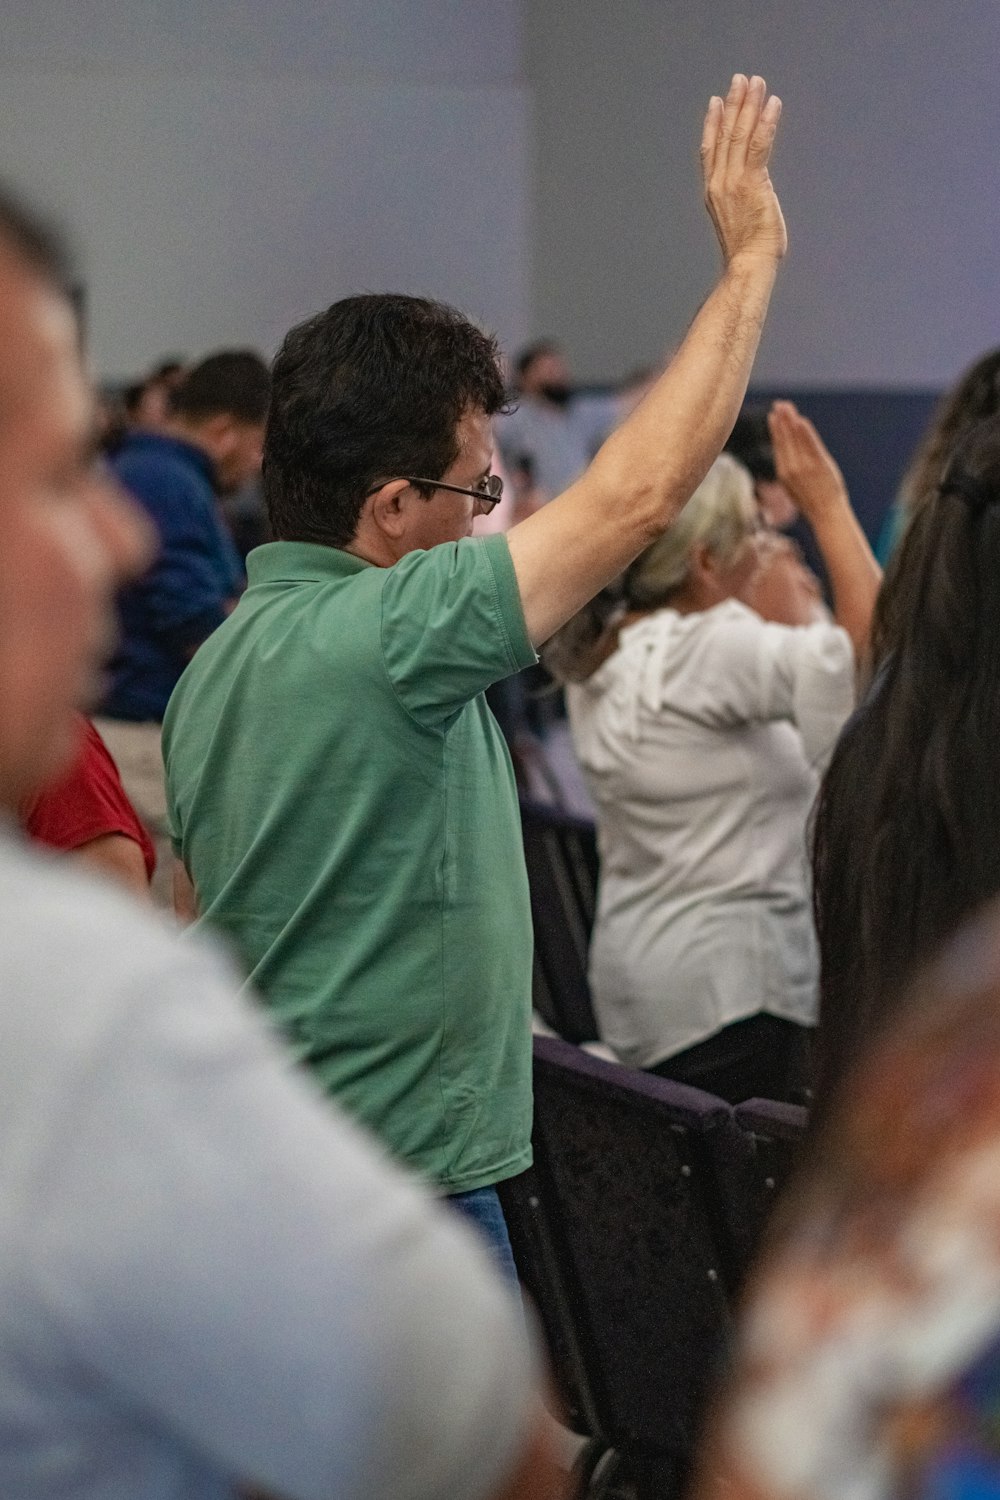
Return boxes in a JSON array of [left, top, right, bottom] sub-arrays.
[[263, 293, 507, 548], [812, 415, 1000, 1112], [0, 183, 75, 296], [150, 357, 185, 382], [873, 348, 1000, 668], [515, 339, 561, 381], [723, 407, 776, 483], [171, 350, 270, 425], [121, 382, 146, 419]]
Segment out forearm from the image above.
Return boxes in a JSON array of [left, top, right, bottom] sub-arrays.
[[810, 501, 882, 657], [507, 256, 778, 646], [172, 858, 199, 924], [506, 73, 786, 646], [591, 251, 779, 537], [71, 833, 151, 899]]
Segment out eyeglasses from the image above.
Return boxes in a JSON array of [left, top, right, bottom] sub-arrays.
[[365, 473, 504, 513]]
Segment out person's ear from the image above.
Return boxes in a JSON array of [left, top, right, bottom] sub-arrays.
[[196, 413, 236, 463], [687, 541, 718, 588], [686, 541, 733, 608], [367, 479, 412, 540]]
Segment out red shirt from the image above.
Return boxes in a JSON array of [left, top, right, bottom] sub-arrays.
[[22, 718, 156, 879]]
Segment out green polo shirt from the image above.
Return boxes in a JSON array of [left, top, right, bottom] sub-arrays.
[[162, 533, 537, 1194]]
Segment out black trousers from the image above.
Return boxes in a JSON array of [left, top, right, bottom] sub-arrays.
[[649, 1013, 812, 1105]]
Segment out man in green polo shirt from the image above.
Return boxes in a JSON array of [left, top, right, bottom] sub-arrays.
[[163, 75, 787, 1267]]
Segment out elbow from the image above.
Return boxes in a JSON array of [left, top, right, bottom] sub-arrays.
[[588, 440, 687, 545]]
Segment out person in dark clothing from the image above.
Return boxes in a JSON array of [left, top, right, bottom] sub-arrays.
[[96, 350, 270, 895]]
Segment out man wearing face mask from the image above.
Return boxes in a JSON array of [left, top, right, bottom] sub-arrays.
[[496, 341, 625, 506]]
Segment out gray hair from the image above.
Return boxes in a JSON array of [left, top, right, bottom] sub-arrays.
[[543, 453, 757, 683], [624, 453, 757, 608]]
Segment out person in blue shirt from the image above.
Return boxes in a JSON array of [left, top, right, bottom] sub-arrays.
[[96, 350, 270, 896]]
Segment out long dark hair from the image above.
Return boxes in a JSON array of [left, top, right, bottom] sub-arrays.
[[812, 416, 1000, 1109], [873, 348, 1000, 668]]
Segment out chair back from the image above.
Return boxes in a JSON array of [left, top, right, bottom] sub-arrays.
[[735, 1097, 809, 1249], [509, 1036, 760, 1464], [520, 800, 600, 1043]]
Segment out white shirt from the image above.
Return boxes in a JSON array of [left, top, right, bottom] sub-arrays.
[[566, 600, 855, 1067], [0, 829, 534, 1500]]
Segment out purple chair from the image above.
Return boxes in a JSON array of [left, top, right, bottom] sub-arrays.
[[499, 1035, 760, 1499], [519, 800, 600, 1044], [735, 1097, 809, 1242]]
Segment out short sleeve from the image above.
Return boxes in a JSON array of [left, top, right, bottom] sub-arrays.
[[661, 607, 856, 769], [381, 533, 537, 727], [22, 719, 156, 877]]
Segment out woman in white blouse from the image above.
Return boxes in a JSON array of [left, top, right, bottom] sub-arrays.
[[548, 404, 881, 1102]]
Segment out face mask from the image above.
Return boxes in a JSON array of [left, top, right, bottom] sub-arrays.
[[539, 382, 573, 408]]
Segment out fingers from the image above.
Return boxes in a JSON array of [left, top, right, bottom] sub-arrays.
[[713, 74, 749, 180], [700, 95, 723, 187], [767, 401, 803, 477], [770, 401, 827, 466], [722, 74, 767, 176], [768, 403, 848, 519], [747, 92, 782, 169], [703, 72, 787, 263]]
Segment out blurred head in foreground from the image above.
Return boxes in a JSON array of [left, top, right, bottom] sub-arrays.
[[0, 186, 150, 810], [694, 895, 1000, 1500]]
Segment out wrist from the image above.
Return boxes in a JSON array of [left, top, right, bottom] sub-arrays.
[[724, 248, 783, 280], [804, 488, 853, 532]]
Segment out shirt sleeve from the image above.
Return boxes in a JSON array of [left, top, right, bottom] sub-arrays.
[[673, 610, 856, 769], [380, 533, 537, 728], [25, 928, 538, 1500], [22, 719, 156, 877]]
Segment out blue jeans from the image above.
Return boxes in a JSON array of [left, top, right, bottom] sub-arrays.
[[447, 1185, 519, 1289]]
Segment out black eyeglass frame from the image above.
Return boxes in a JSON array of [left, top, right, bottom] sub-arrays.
[[365, 473, 504, 512]]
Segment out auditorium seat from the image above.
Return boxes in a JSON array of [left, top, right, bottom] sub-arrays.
[[734, 1096, 809, 1231], [500, 1035, 761, 1498], [520, 800, 600, 1044]]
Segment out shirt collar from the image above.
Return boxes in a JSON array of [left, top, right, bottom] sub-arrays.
[[246, 540, 375, 585]]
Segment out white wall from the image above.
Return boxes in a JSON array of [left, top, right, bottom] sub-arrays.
[[6, 3, 996, 390], [0, 1, 530, 375], [527, 3, 1000, 387]]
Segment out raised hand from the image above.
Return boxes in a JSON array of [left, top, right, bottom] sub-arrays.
[[767, 400, 850, 524], [701, 74, 787, 267], [739, 531, 827, 628]]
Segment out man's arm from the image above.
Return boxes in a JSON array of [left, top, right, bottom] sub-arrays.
[[70, 832, 152, 899], [172, 856, 199, 924], [506, 74, 787, 645]]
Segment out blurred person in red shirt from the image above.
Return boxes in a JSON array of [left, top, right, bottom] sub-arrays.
[[21, 714, 154, 897]]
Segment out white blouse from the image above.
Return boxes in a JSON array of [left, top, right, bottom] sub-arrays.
[[566, 600, 856, 1068]]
